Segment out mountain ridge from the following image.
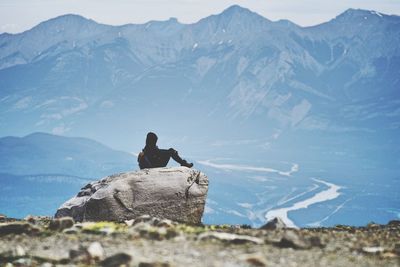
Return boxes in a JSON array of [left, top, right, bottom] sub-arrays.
[[0, 4, 398, 153], [0, 132, 135, 178], [1, 6, 399, 36]]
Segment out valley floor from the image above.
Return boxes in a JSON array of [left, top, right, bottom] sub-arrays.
[[0, 215, 399, 267]]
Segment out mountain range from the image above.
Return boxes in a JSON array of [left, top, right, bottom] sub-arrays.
[[0, 6, 399, 153], [0, 6, 399, 225], [0, 132, 134, 217], [0, 132, 134, 177]]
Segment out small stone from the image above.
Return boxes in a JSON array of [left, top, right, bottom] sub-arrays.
[[150, 227, 167, 240], [260, 217, 286, 230], [48, 220, 60, 231], [63, 227, 79, 234], [130, 222, 152, 236], [394, 243, 400, 255], [274, 231, 311, 249], [246, 257, 266, 267], [14, 245, 26, 257], [367, 222, 380, 229], [155, 219, 174, 228], [165, 228, 179, 239], [382, 252, 398, 258], [388, 220, 400, 226], [124, 219, 135, 227], [362, 246, 385, 254], [130, 222, 176, 240], [49, 217, 74, 231], [23, 215, 52, 227], [87, 242, 104, 261], [0, 222, 40, 236], [100, 253, 132, 267], [13, 258, 36, 266], [69, 247, 90, 264], [334, 225, 353, 231], [198, 232, 264, 245], [134, 214, 153, 224], [73, 223, 84, 229], [150, 217, 161, 226], [138, 262, 170, 267], [40, 263, 53, 267], [24, 215, 36, 224], [0, 246, 27, 259], [239, 253, 267, 267], [309, 236, 324, 248]]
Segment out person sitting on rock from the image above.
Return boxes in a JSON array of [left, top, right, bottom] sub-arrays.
[[138, 132, 193, 169]]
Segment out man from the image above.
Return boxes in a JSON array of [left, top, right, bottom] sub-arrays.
[[138, 132, 193, 169]]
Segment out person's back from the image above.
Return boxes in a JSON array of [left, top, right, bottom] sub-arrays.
[[138, 132, 193, 169]]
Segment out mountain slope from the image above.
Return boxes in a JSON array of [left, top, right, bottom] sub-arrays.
[[0, 132, 136, 218], [0, 132, 135, 177], [0, 6, 398, 156]]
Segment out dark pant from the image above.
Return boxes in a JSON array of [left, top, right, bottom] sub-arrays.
[[156, 148, 185, 167]]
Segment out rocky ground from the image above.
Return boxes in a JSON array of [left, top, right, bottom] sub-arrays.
[[0, 214, 399, 267]]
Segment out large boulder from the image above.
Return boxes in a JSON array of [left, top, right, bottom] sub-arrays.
[[55, 167, 209, 224]]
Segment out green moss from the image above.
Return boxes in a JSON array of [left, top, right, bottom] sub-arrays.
[[175, 225, 207, 234], [81, 222, 127, 234]]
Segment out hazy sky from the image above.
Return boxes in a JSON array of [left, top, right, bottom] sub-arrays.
[[1, 0, 399, 33]]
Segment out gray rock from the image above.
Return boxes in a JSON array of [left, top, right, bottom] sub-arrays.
[[394, 243, 400, 255], [155, 218, 175, 228], [128, 222, 178, 240], [24, 215, 36, 224], [139, 262, 171, 267], [69, 247, 90, 264], [362, 246, 385, 254], [238, 253, 267, 267], [133, 214, 154, 225], [274, 231, 322, 249], [49, 217, 74, 231], [127, 215, 176, 228], [87, 242, 105, 261], [260, 217, 287, 230], [0, 245, 27, 260], [101, 253, 132, 267], [0, 222, 40, 236], [388, 220, 400, 226], [198, 232, 264, 245], [55, 167, 208, 224], [63, 227, 79, 235], [24, 215, 52, 226], [14, 245, 26, 257], [12, 258, 37, 266]]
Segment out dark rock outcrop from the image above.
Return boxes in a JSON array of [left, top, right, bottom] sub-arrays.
[[0, 222, 40, 236], [260, 217, 287, 230], [55, 167, 209, 224]]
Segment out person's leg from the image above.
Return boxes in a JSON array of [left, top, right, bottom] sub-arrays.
[[157, 149, 172, 167]]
